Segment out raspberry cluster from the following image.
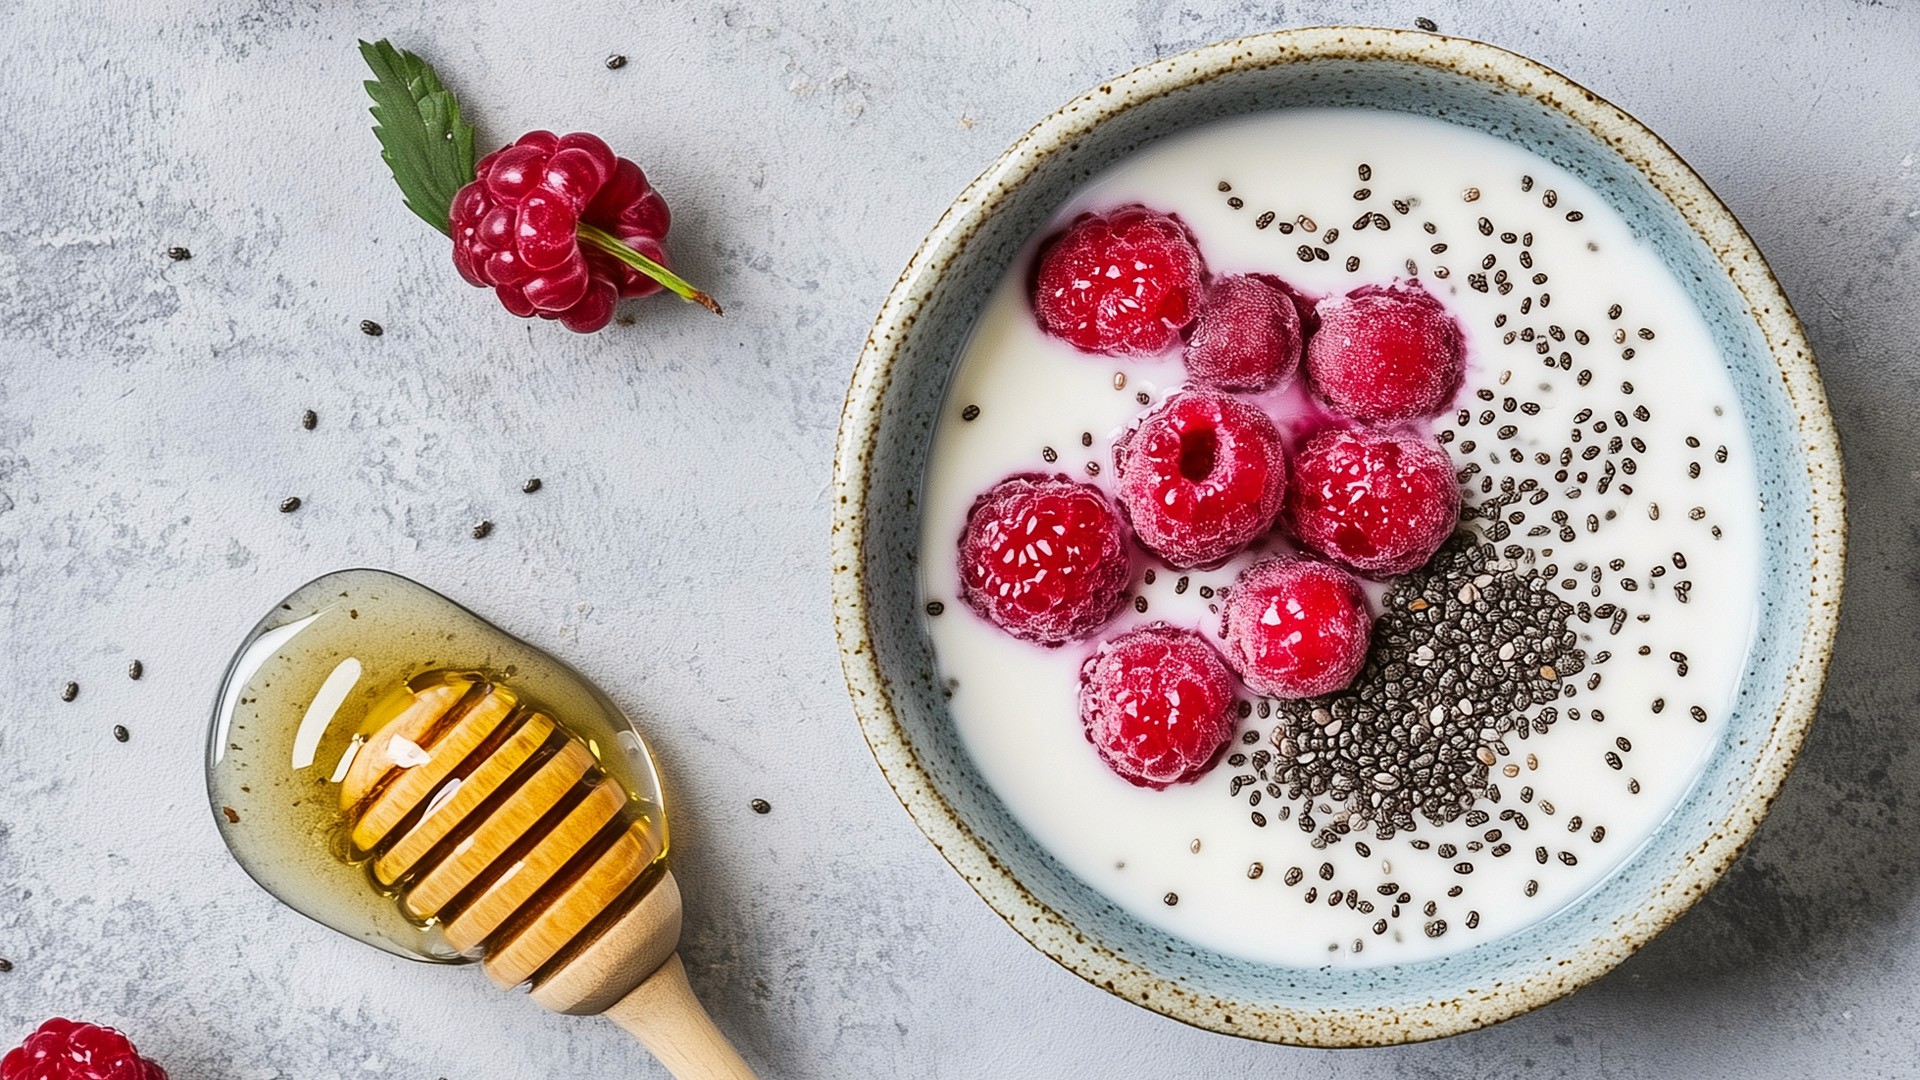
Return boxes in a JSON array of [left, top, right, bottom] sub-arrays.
[[950, 203, 1473, 790]]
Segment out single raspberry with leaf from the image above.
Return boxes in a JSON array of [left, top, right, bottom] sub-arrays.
[[359, 40, 718, 333], [450, 131, 683, 332]]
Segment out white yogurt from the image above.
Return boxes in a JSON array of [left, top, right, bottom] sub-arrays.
[[919, 110, 1761, 967]]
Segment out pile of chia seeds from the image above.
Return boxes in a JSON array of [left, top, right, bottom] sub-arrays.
[[1241, 535, 1586, 846]]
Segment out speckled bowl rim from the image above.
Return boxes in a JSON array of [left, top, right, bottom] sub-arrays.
[[830, 26, 1845, 1045]]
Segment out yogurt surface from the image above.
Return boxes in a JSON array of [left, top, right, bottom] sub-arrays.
[[918, 109, 1761, 967]]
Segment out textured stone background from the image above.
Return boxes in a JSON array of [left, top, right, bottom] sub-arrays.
[[0, 0, 1915, 1076]]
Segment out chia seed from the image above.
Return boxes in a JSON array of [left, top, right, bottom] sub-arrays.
[[61, 681, 78, 702], [359, 320, 383, 336], [301, 409, 317, 430], [751, 798, 772, 814], [113, 725, 129, 743], [128, 660, 143, 680]]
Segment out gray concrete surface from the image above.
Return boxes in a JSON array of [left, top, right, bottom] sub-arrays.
[[0, 1, 1915, 1076]]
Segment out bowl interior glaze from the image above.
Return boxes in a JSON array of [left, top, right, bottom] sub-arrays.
[[831, 27, 1843, 1045]]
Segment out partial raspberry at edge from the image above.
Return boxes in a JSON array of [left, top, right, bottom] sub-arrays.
[[2, 1017, 169, 1080], [1031, 205, 1205, 357], [958, 474, 1131, 645], [1079, 623, 1238, 788]]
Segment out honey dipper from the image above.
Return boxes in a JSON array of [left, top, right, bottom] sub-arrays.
[[339, 674, 755, 1079]]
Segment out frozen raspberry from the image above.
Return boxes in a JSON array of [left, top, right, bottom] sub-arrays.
[[1113, 390, 1287, 569], [1181, 274, 1305, 392], [1079, 623, 1237, 788], [1032, 206, 1204, 357], [1221, 557, 1373, 699], [958, 474, 1129, 645], [1306, 281, 1464, 423], [451, 131, 684, 333], [2, 1018, 168, 1080], [1287, 427, 1461, 576]]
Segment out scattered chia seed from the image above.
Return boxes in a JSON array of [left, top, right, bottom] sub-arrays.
[[301, 409, 317, 430], [523, 477, 543, 493], [0, 958, 10, 972], [166, 246, 192, 261], [606, 53, 628, 69], [750, 798, 771, 814], [61, 681, 78, 702], [925, 601, 945, 616], [472, 520, 493, 539], [1248, 862, 1263, 879], [128, 660, 143, 680], [961, 404, 980, 421], [113, 725, 129, 743], [1415, 16, 1439, 30], [359, 319, 383, 336], [279, 497, 301, 513], [1042, 446, 1058, 463], [1163, 892, 1179, 906]]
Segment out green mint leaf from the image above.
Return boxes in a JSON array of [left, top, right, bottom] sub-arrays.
[[359, 39, 476, 236]]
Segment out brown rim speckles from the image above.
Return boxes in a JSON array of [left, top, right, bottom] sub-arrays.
[[829, 27, 1844, 1046]]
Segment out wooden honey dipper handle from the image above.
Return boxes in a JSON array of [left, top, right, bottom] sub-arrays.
[[604, 954, 756, 1080], [342, 677, 757, 1078]]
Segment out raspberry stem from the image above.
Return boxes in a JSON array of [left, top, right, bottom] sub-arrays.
[[576, 222, 723, 315]]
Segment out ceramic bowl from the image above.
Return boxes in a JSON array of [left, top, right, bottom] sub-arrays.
[[830, 26, 1844, 1045]]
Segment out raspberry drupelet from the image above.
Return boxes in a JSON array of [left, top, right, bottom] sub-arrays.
[[1112, 389, 1288, 569], [1031, 206, 1205, 357], [957, 474, 1131, 645], [1287, 427, 1461, 576], [1, 1018, 168, 1080], [1079, 623, 1237, 788], [1220, 556, 1373, 699], [1306, 280, 1464, 423]]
